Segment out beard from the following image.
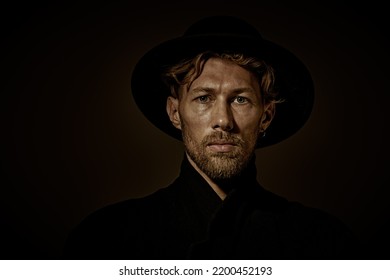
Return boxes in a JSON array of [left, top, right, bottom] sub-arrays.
[[182, 124, 259, 181]]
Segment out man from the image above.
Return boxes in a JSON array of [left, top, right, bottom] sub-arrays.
[[64, 16, 359, 259]]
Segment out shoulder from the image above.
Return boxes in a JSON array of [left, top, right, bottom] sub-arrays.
[[78, 184, 176, 229], [289, 203, 360, 258], [255, 187, 350, 231], [63, 185, 177, 259], [252, 188, 361, 258]]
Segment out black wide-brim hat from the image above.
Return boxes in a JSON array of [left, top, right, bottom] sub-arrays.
[[131, 16, 314, 148]]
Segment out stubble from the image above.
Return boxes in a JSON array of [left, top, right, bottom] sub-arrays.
[[182, 125, 258, 180]]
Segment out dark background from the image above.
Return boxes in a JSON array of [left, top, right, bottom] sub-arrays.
[[2, 1, 389, 259]]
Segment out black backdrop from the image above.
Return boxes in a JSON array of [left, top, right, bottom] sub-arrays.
[[2, 1, 389, 259]]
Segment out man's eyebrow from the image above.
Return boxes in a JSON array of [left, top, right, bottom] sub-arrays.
[[191, 87, 215, 94], [190, 87, 256, 94], [231, 87, 256, 94]]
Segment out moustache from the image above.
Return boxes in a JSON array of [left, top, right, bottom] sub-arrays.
[[201, 132, 244, 147]]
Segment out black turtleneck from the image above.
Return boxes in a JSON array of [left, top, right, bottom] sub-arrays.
[[63, 155, 360, 260]]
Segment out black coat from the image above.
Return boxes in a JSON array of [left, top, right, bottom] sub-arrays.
[[63, 157, 360, 259]]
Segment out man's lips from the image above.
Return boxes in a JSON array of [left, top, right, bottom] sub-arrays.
[[207, 142, 237, 152]]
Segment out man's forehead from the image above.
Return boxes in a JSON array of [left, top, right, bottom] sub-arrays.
[[184, 58, 261, 94]]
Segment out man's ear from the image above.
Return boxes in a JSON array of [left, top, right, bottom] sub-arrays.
[[260, 102, 276, 132], [166, 96, 182, 130]]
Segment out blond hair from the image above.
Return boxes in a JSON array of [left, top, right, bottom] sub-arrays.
[[161, 51, 283, 104]]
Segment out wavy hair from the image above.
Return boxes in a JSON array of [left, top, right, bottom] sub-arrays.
[[161, 51, 283, 104]]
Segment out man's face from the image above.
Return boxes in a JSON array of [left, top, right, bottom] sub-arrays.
[[167, 58, 275, 180]]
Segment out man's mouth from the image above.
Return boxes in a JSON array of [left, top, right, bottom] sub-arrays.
[[207, 141, 237, 152]]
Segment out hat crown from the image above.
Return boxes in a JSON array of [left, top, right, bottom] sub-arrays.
[[184, 16, 262, 38]]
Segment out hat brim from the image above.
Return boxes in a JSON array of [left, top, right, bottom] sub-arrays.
[[131, 34, 314, 148]]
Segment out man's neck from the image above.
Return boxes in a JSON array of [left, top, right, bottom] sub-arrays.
[[186, 154, 228, 200]]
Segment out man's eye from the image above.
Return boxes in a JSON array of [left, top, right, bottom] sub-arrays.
[[234, 96, 248, 104], [197, 95, 210, 103]]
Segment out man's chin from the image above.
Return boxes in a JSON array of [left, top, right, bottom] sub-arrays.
[[201, 156, 245, 180], [206, 150, 240, 159], [185, 145, 253, 180]]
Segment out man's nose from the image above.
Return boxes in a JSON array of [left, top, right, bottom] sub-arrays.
[[211, 101, 234, 132]]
